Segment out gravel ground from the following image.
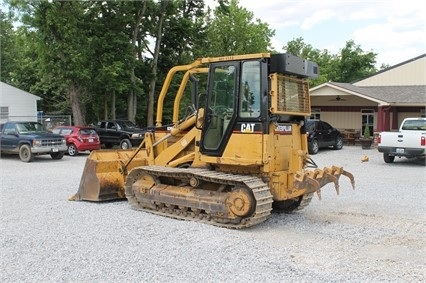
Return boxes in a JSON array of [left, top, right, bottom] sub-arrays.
[[1, 146, 425, 283]]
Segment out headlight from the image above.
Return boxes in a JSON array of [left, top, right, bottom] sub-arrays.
[[131, 133, 142, 138], [62, 139, 67, 145], [33, 139, 42, 147]]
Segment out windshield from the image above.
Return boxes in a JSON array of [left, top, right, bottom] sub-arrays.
[[16, 122, 47, 134], [401, 119, 426, 130], [116, 120, 139, 129], [305, 120, 316, 131], [80, 128, 97, 135]]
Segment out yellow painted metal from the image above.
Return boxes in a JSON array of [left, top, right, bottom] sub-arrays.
[[200, 131, 264, 166], [69, 149, 148, 201], [71, 53, 355, 216], [293, 166, 355, 200], [71, 99, 203, 202], [172, 68, 208, 124], [154, 126, 197, 165], [157, 53, 271, 127], [200, 53, 271, 64], [155, 60, 203, 127]]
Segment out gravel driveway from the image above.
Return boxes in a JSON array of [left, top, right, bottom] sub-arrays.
[[1, 146, 425, 282]]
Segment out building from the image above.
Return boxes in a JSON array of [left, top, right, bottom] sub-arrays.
[[309, 54, 426, 138], [0, 82, 41, 123]]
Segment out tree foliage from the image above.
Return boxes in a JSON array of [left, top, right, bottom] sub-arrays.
[[204, 0, 275, 56], [3, 0, 380, 126], [284, 37, 377, 86], [335, 40, 377, 82], [0, 10, 16, 84]]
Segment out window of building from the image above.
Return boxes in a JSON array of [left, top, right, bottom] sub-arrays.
[[310, 108, 320, 120], [0, 106, 9, 120], [361, 109, 374, 136]]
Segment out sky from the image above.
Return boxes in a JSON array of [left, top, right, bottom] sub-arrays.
[[207, 0, 425, 68]]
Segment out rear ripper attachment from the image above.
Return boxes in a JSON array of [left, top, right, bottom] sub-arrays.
[[124, 166, 274, 229], [294, 165, 355, 200]]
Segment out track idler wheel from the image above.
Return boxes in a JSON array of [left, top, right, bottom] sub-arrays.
[[226, 187, 255, 217]]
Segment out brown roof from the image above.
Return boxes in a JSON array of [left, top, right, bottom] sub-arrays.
[[327, 82, 426, 104]]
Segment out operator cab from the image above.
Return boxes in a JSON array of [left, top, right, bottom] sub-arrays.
[[200, 59, 266, 156], [199, 54, 318, 157]]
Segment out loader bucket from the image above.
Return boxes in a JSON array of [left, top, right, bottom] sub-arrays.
[[69, 149, 148, 202]]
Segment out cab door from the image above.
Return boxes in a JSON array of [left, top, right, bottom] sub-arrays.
[[0, 123, 19, 150], [319, 121, 335, 146], [200, 62, 238, 156], [106, 121, 121, 142]]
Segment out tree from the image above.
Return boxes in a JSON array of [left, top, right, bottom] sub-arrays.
[[7, 0, 150, 125], [334, 40, 377, 83], [284, 37, 337, 87], [204, 0, 275, 56], [0, 10, 16, 84], [284, 38, 377, 85], [9, 1, 96, 125], [144, 0, 169, 127], [142, 0, 208, 126], [4, 0, 382, 127], [84, 1, 140, 122]]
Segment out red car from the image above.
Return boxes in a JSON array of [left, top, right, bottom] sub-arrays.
[[52, 126, 101, 156]]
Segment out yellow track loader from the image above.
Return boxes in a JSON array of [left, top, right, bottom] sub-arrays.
[[70, 53, 355, 229]]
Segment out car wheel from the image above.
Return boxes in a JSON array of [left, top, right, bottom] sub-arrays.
[[51, 152, 65, 160], [68, 144, 78, 156], [333, 136, 343, 150], [308, 139, 319, 154], [19, 144, 34, 162], [120, 139, 131, 149], [383, 153, 395, 163]]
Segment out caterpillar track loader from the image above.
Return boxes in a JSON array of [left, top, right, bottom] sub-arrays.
[[70, 53, 355, 229]]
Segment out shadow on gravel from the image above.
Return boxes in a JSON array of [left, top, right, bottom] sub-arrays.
[[0, 153, 70, 163], [382, 157, 426, 166], [0, 150, 93, 163]]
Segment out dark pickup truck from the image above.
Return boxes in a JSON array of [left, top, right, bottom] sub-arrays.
[[0, 121, 67, 162], [95, 120, 147, 149]]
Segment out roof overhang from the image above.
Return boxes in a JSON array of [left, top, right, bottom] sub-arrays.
[[310, 82, 389, 105]]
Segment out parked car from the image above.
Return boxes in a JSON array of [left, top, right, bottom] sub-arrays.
[[0, 121, 67, 162], [378, 117, 426, 163], [95, 120, 147, 149], [305, 119, 343, 154], [52, 126, 101, 156]]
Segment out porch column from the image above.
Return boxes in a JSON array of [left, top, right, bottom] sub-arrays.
[[392, 107, 398, 130], [377, 106, 384, 132], [384, 107, 391, 131]]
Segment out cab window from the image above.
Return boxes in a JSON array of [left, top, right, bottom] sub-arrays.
[[239, 61, 260, 118]]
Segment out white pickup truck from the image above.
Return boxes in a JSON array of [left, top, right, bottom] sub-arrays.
[[377, 117, 426, 163]]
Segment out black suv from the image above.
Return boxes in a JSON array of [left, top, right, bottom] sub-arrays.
[[95, 120, 146, 149], [305, 119, 343, 154]]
